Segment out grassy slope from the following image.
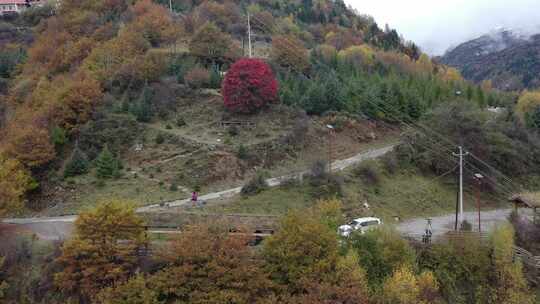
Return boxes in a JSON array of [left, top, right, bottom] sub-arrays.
[[200, 166, 507, 222], [40, 90, 398, 216]]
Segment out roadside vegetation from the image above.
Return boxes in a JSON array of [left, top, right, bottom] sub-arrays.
[[0, 199, 535, 303]]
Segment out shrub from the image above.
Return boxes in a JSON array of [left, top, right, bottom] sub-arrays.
[[310, 160, 329, 180], [155, 133, 165, 145], [209, 65, 222, 89], [64, 146, 89, 178], [236, 144, 248, 160], [228, 125, 239, 136], [165, 124, 172, 130], [169, 56, 196, 83], [170, 183, 178, 192], [241, 171, 269, 196], [96, 179, 106, 188], [460, 220, 472, 232], [354, 160, 381, 186], [184, 67, 210, 90], [78, 115, 141, 160], [308, 160, 344, 198], [525, 105, 540, 129], [222, 58, 278, 113], [176, 117, 186, 127], [380, 152, 399, 174], [348, 227, 416, 287]]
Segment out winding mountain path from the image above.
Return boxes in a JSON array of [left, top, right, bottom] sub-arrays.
[[3, 145, 397, 239]]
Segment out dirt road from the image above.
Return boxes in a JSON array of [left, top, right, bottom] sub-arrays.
[[396, 208, 529, 238], [3, 145, 396, 240]]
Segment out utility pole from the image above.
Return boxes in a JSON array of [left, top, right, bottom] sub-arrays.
[[327, 125, 334, 174], [453, 146, 469, 226], [169, 0, 173, 12], [454, 166, 459, 231], [474, 173, 484, 232], [247, 12, 253, 58]]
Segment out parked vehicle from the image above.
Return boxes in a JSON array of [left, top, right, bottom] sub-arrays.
[[338, 217, 382, 237]]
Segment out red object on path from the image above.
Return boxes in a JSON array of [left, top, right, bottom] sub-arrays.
[[191, 191, 198, 202]]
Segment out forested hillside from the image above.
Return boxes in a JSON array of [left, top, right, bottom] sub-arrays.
[[1, 1, 540, 303], [0, 0, 506, 215]]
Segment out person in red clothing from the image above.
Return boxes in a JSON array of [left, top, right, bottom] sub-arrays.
[[191, 191, 198, 203]]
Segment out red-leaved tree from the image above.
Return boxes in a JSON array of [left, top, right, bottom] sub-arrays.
[[222, 58, 278, 113]]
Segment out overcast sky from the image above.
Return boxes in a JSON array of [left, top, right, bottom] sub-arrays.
[[345, 0, 540, 55]]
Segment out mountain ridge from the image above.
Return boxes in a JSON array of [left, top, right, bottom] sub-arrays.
[[440, 28, 540, 90]]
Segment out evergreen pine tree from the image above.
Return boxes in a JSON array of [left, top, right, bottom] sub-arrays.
[[209, 65, 222, 89], [466, 85, 474, 100], [95, 145, 118, 179], [51, 126, 67, 150], [64, 145, 89, 178], [120, 93, 130, 113], [476, 87, 486, 107], [132, 85, 153, 122]]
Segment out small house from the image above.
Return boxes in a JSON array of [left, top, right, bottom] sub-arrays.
[[510, 192, 540, 224]]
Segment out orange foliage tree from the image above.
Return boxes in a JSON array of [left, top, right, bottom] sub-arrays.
[[194, 0, 241, 32], [50, 73, 103, 132], [270, 35, 310, 73], [97, 222, 275, 304], [54, 199, 147, 301], [189, 21, 235, 63], [3, 118, 55, 169]]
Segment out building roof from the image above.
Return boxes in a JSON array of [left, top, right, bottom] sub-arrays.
[[0, 0, 28, 4], [510, 192, 540, 208]]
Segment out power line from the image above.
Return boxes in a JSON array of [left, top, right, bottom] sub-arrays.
[[245, 11, 521, 201]]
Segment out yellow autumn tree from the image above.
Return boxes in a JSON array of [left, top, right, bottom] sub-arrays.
[[516, 90, 540, 123], [0, 257, 7, 300], [487, 225, 535, 304], [270, 35, 310, 73], [416, 53, 434, 75], [189, 21, 234, 63], [54, 199, 147, 301], [439, 66, 464, 84], [94, 273, 160, 304], [314, 44, 338, 63], [381, 265, 442, 304], [338, 45, 375, 69], [263, 199, 370, 303], [481, 79, 493, 92], [0, 154, 34, 216]]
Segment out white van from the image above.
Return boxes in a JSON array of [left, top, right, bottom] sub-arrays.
[[338, 217, 382, 237]]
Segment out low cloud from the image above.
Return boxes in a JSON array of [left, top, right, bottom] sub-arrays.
[[346, 0, 540, 55]]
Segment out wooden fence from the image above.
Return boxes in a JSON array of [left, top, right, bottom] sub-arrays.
[[513, 246, 540, 284], [219, 120, 255, 128]]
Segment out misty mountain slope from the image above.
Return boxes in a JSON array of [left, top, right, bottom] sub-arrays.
[[441, 29, 540, 90]]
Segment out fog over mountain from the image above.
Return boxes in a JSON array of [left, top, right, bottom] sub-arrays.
[[345, 0, 540, 55]]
